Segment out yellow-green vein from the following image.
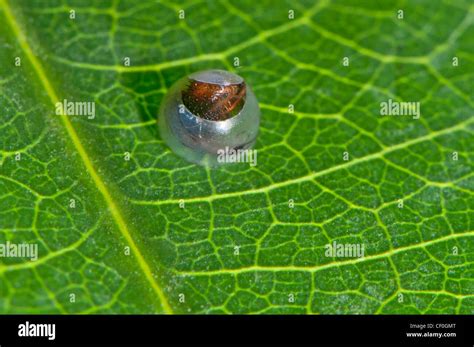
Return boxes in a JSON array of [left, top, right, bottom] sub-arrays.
[[0, 0, 173, 314]]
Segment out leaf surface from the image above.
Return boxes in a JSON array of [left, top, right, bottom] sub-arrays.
[[0, 0, 473, 314]]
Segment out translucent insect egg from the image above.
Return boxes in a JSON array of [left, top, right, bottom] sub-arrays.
[[158, 69, 260, 166]]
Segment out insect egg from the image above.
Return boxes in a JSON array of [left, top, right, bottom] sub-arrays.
[[158, 69, 260, 166]]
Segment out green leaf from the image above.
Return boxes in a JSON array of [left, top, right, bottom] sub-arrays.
[[0, 0, 473, 314]]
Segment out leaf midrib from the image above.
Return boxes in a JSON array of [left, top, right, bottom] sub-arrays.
[[0, 0, 173, 314]]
